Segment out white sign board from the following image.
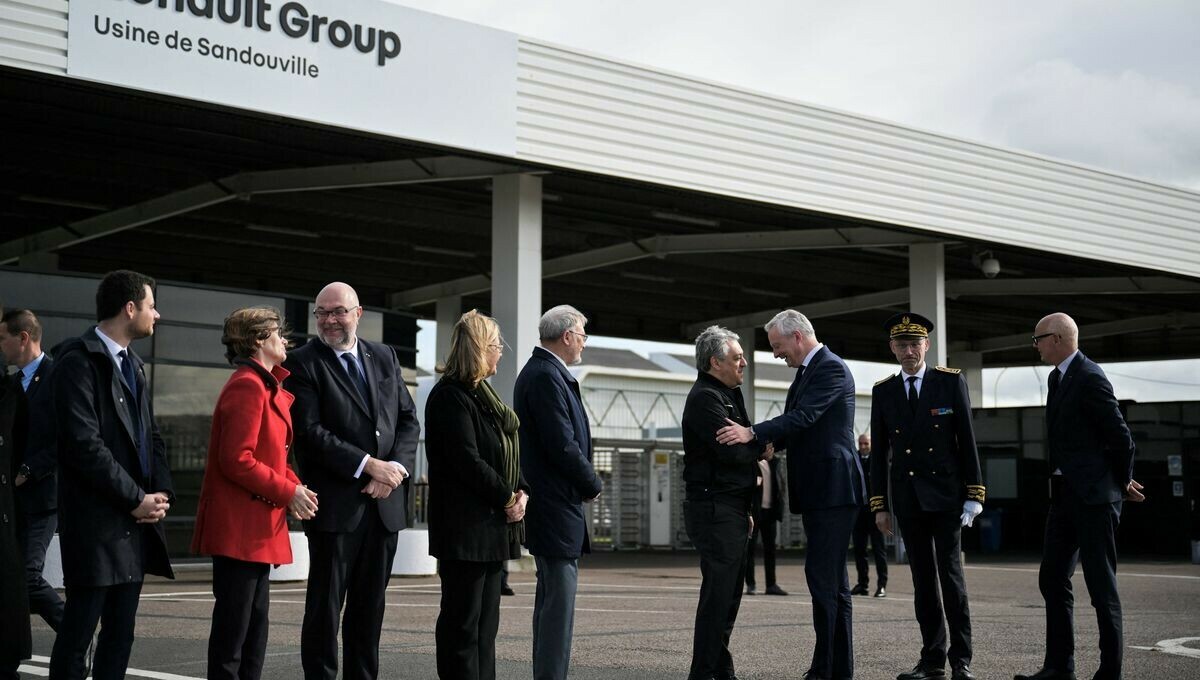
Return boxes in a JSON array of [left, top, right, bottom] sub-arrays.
[[67, 0, 518, 156]]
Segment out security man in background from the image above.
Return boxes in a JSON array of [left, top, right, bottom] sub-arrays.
[[870, 313, 984, 680]]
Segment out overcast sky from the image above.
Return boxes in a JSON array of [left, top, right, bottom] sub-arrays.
[[401, 0, 1200, 404], [395, 0, 1200, 190]]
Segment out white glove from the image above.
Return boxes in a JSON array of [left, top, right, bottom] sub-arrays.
[[960, 500, 983, 527]]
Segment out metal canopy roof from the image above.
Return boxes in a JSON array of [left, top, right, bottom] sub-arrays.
[[4, 67, 1199, 368]]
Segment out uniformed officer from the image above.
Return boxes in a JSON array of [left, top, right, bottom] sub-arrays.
[[870, 312, 984, 680]]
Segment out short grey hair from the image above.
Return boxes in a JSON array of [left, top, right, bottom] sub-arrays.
[[539, 304, 588, 341], [765, 309, 815, 338], [694, 325, 740, 372]]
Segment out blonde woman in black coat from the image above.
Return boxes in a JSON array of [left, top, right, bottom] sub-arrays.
[[425, 310, 527, 680]]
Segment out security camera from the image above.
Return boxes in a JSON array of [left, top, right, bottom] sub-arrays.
[[980, 257, 1001, 278]]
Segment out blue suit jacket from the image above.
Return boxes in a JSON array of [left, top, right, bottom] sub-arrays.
[[1046, 351, 1135, 505], [16, 355, 57, 515], [753, 346, 864, 513], [513, 347, 602, 558]]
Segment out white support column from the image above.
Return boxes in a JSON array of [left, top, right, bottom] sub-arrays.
[[909, 243, 947, 367], [490, 175, 542, 402], [737, 326, 757, 421], [434, 295, 462, 370], [949, 350, 985, 406]]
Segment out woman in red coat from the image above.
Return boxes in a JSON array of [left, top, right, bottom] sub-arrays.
[[191, 306, 318, 680]]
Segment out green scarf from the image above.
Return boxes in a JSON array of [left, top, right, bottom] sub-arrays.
[[473, 379, 523, 546]]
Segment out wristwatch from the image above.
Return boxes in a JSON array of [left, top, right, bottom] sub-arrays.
[[16, 463, 31, 479]]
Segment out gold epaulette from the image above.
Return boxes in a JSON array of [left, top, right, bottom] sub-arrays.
[[965, 485, 986, 503], [874, 374, 897, 387], [935, 366, 961, 374], [868, 495, 886, 512]]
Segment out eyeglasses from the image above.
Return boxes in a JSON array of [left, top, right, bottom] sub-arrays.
[[568, 330, 589, 343], [488, 343, 504, 353], [1031, 332, 1058, 345], [313, 306, 360, 320]]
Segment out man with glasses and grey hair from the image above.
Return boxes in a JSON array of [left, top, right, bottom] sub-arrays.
[[514, 304, 602, 680], [283, 282, 420, 680], [682, 325, 770, 680], [717, 310, 863, 680]]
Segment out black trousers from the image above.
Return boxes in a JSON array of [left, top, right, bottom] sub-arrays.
[[684, 495, 749, 680], [301, 511, 398, 680], [897, 510, 971, 668], [801, 505, 857, 680], [852, 506, 888, 589], [745, 508, 777, 589], [16, 509, 65, 630], [1039, 481, 1123, 680], [208, 556, 271, 680], [436, 559, 502, 680], [49, 581, 142, 680]]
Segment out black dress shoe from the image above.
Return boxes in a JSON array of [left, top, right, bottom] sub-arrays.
[[874, 586, 887, 597], [850, 583, 869, 596], [897, 665, 945, 680], [500, 585, 515, 596], [1013, 669, 1076, 680], [952, 664, 977, 680], [765, 584, 789, 596], [745, 584, 756, 595], [802, 670, 829, 680]]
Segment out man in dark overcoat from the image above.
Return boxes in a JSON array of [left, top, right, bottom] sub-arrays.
[[49, 270, 175, 680]]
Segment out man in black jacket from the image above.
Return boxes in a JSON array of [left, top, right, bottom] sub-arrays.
[[870, 312, 984, 680], [284, 281, 420, 680], [1015, 313, 1143, 680], [1, 353, 31, 680], [1, 309, 65, 632], [682, 325, 768, 680], [49, 270, 175, 680]]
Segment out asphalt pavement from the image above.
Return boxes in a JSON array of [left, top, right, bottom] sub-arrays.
[[23, 551, 1200, 679]]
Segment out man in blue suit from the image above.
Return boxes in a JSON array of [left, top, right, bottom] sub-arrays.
[[513, 305, 603, 680], [1, 309, 65, 633], [718, 310, 863, 680], [1015, 313, 1143, 680]]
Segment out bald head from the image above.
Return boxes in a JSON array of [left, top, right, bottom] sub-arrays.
[[314, 282, 363, 350], [1033, 312, 1079, 365], [317, 282, 360, 309]]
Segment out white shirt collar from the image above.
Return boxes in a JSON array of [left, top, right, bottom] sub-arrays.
[[901, 363, 928, 382], [93, 326, 127, 363], [801, 343, 824, 368], [1056, 350, 1078, 376], [536, 344, 570, 370]]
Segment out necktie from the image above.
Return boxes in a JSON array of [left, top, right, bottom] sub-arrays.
[[342, 352, 370, 405], [1048, 368, 1061, 400], [118, 350, 149, 475], [118, 349, 139, 402], [906, 376, 918, 413]]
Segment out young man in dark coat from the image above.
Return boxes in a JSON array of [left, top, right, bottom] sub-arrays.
[[870, 312, 984, 680], [682, 325, 768, 680], [513, 304, 603, 680], [49, 270, 175, 680]]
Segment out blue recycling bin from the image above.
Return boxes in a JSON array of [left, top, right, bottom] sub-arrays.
[[978, 508, 1003, 553]]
